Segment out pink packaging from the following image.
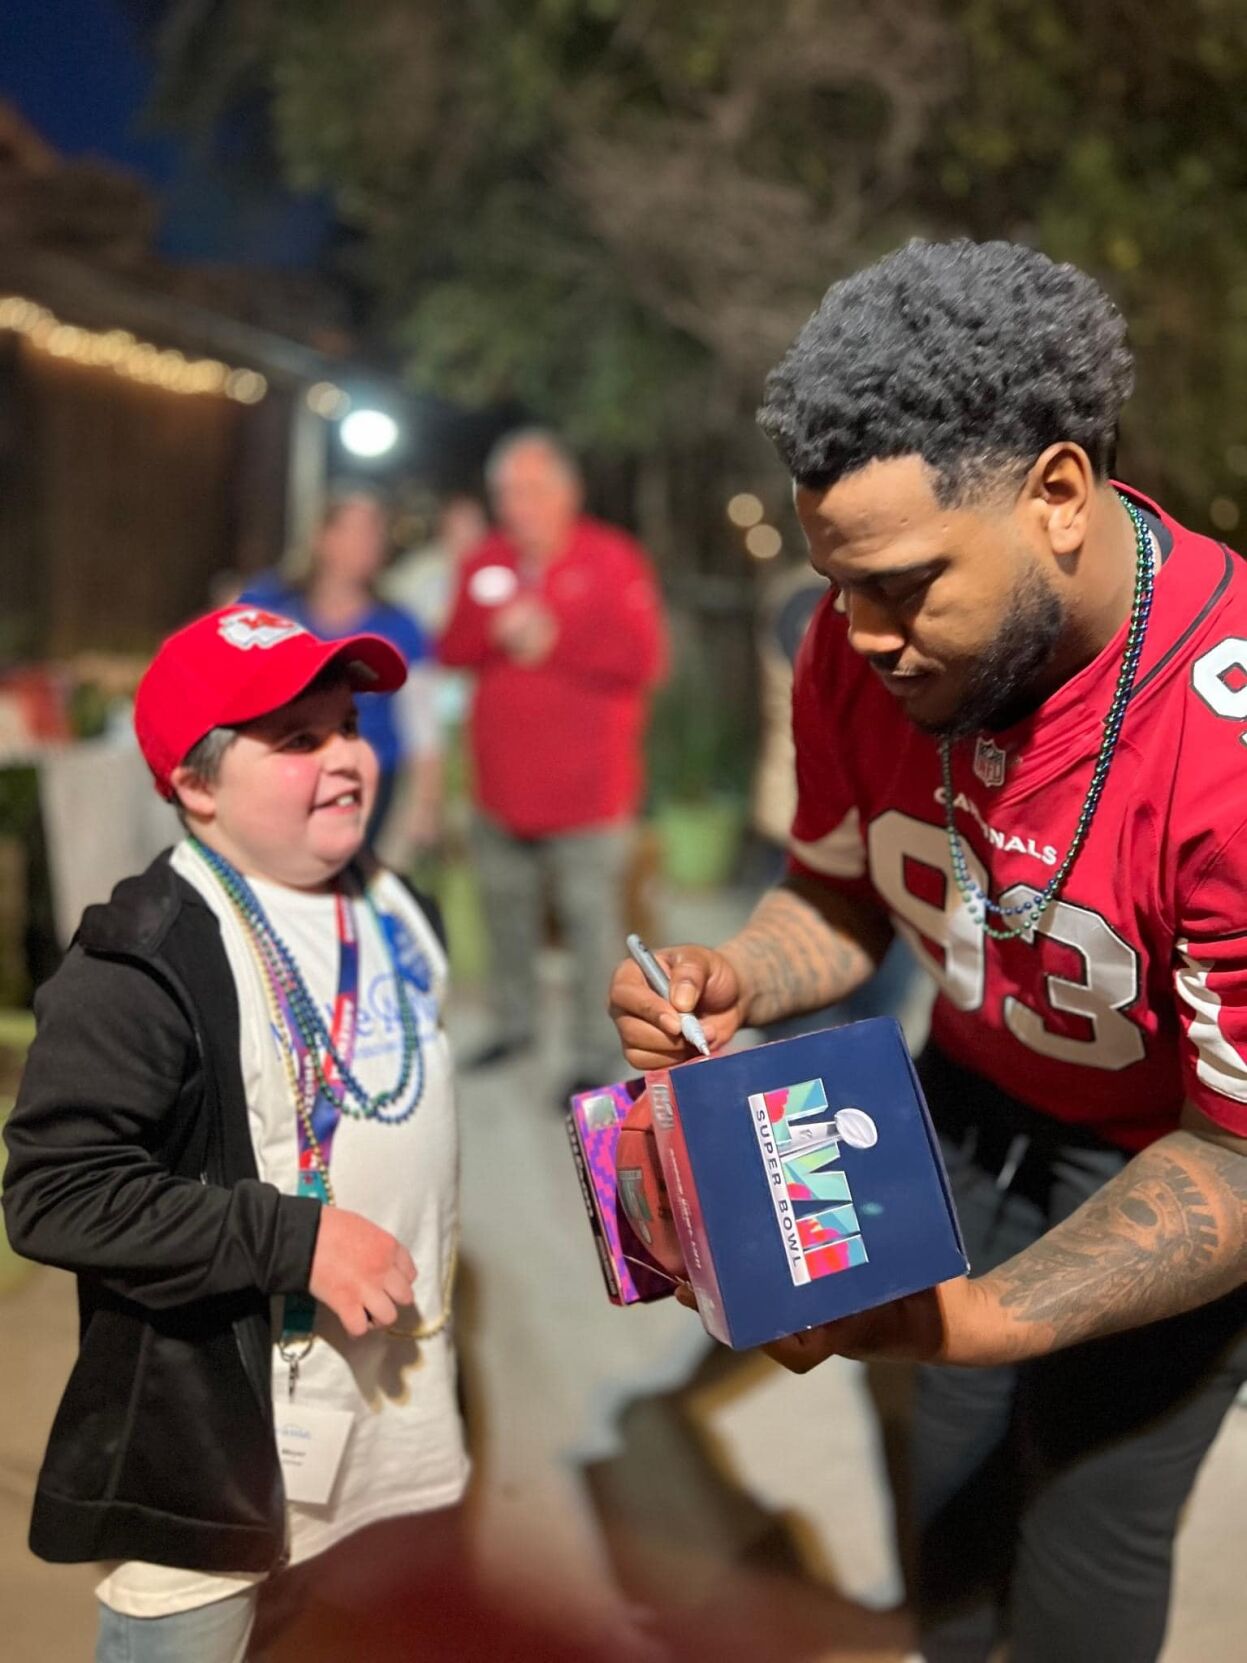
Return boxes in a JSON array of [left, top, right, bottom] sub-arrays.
[[566, 1080, 673, 1306]]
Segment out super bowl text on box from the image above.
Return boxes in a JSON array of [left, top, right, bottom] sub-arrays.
[[748, 1078, 871, 1286]]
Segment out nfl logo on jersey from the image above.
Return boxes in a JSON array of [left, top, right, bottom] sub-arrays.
[[973, 735, 1008, 788]]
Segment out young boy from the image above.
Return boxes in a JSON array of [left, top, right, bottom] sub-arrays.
[[2, 604, 469, 1661]]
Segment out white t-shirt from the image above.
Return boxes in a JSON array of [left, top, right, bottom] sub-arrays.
[[96, 843, 469, 1618]]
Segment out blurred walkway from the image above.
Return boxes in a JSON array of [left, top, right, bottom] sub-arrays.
[[1, 883, 1244, 1658]]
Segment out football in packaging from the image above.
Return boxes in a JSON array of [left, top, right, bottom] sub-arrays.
[[569, 1018, 967, 1349]]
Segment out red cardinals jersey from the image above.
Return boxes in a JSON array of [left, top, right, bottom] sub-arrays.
[[788, 485, 1247, 1150]]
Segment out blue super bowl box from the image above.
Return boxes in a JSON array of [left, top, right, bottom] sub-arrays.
[[646, 1018, 967, 1350]]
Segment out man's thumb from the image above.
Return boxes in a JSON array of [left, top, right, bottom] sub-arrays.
[[666, 952, 707, 1012]]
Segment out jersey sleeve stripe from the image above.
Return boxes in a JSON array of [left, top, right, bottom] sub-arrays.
[[788, 810, 867, 880], [1175, 944, 1247, 1104]]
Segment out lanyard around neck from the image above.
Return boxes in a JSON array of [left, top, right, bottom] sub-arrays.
[[280, 890, 360, 1178]]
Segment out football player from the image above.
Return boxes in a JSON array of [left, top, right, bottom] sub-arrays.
[[609, 239, 1247, 1663]]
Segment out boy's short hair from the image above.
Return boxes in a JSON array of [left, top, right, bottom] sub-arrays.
[[172, 726, 238, 830], [179, 726, 238, 788]]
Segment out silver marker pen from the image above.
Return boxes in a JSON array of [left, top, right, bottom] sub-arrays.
[[625, 933, 712, 1058]]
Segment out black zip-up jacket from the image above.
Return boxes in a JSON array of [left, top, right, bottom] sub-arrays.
[[2, 854, 323, 1572]]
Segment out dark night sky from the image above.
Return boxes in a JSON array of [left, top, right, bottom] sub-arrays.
[[0, 1, 514, 485], [0, 0, 329, 267]]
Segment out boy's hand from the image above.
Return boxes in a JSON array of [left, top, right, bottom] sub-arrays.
[[308, 1207, 416, 1338], [608, 944, 748, 1069]]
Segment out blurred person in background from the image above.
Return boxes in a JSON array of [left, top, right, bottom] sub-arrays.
[[751, 559, 919, 1039], [384, 493, 489, 637], [439, 428, 667, 1104], [242, 486, 443, 855], [384, 492, 490, 748]]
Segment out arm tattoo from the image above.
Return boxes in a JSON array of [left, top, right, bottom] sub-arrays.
[[721, 877, 889, 1026], [982, 1130, 1247, 1359]]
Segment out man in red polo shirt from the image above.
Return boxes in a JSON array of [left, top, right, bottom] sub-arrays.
[[440, 429, 667, 1101]]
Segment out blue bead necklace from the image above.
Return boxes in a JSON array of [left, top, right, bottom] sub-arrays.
[[939, 492, 1155, 942], [191, 838, 425, 1123]]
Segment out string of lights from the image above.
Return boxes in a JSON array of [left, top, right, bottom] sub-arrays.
[[0, 293, 267, 402], [0, 294, 349, 417]]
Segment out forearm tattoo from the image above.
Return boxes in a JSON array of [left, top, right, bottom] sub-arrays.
[[984, 1130, 1247, 1358], [721, 878, 886, 1026]]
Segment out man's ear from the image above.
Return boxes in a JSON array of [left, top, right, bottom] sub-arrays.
[[1022, 442, 1096, 558], [169, 765, 215, 822]]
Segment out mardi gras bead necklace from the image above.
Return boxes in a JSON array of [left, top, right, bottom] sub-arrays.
[[191, 838, 425, 1121], [191, 839, 456, 1340], [250, 952, 457, 1342]]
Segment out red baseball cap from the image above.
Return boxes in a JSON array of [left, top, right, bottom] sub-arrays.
[[134, 604, 407, 798]]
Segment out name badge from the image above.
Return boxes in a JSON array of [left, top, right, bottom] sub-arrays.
[[276, 1404, 354, 1506]]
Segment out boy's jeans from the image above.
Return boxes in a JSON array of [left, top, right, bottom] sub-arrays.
[[96, 1590, 256, 1663]]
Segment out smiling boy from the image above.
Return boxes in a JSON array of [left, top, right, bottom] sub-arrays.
[[3, 605, 468, 1662]]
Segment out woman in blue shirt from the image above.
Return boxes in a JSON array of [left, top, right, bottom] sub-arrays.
[[241, 487, 443, 850]]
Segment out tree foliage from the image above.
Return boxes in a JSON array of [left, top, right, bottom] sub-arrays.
[[148, 0, 953, 451], [151, 0, 1247, 524], [939, 0, 1247, 527]]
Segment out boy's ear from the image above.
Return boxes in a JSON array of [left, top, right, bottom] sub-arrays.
[[169, 765, 215, 822]]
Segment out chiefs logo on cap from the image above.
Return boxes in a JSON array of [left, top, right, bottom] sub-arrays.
[[217, 608, 307, 651]]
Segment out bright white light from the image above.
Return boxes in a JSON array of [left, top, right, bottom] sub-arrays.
[[340, 408, 400, 458]]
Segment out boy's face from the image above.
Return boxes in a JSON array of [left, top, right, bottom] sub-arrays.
[[175, 680, 378, 890]]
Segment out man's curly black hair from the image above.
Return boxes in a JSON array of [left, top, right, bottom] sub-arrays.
[[758, 239, 1135, 505]]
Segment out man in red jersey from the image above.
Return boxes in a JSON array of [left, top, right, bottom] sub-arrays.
[[440, 429, 667, 1102], [609, 240, 1247, 1663]]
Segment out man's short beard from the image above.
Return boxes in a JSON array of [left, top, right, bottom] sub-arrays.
[[923, 566, 1067, 740]]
